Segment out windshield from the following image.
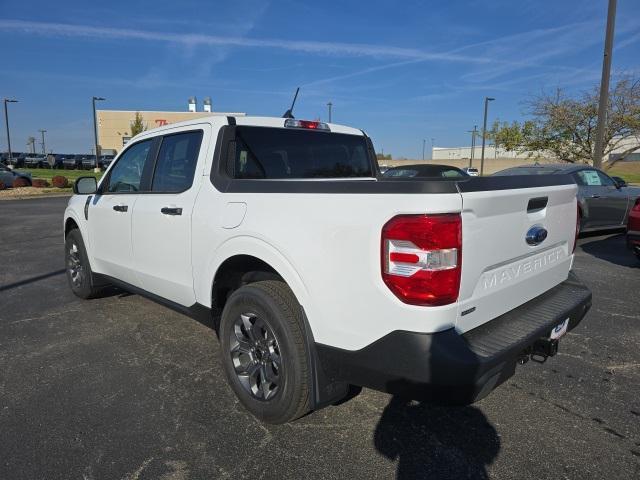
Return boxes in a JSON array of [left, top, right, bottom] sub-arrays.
[[230, 126, 374, 179]]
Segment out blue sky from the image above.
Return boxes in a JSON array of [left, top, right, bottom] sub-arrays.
[[1, 0, 639, 158]]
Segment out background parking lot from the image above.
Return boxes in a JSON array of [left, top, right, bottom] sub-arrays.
[[1, 197, 639, 479]]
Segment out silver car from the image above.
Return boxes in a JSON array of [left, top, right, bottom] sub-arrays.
[[493, 164, 640, 233]]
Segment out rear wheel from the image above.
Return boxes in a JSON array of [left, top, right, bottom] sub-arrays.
[[65, 229, 102, 299], [219, 280, 311, 424]]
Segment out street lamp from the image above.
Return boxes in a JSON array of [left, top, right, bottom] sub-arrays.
[[422, 139, 426, 161], [480, 97, 495, 176], [326, 101, 333, 123], [92, 96, 105, 166], [38, 129, 47, 154], [3, 98, 18, 162], [467, 125, 478, 168]]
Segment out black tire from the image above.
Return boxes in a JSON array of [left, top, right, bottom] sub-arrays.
[[219, 280, 311, 424], [64, 228, 102, 299]]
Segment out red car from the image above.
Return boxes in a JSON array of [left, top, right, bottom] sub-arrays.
[[627, 197, 640, 259]]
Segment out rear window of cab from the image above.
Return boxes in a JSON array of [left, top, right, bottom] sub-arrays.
[[228, 126, 374, 179]]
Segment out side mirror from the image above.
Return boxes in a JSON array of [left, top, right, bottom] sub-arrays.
[[612, 176, 627, 188], [74, 176, 98, 195]]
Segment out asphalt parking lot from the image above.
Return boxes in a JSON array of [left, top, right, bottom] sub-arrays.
[[1, 196, 639, 480]]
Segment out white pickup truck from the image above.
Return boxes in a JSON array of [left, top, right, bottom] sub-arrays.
[[64, 115, 592, 423]]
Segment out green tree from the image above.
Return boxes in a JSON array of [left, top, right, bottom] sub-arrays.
[[490, 76, 640, 164], [488, 120, 524, 152], [130, 112, 147, 137]]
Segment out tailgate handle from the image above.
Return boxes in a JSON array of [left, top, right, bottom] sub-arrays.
[[527, 197, 548, 213]]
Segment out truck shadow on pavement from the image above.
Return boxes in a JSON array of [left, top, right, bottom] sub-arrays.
[[580, 233, 639, 268], [374, 396, 500, 480], [0, 268, 65, 293]]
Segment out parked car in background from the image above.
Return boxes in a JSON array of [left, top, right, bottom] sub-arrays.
[[627, 198, 640, 260], [4, 152, 27, 168], [63, 154, 85, 170], [0, 162, 32, 186], [99, 154, 115, 169], [81, 155, 99, 170], [48, 154, 73, 169], [24, 154, 48, 168], [462, 167, 479, 176], [383, 163, 468, 179], [493, 164, 640, 234], [378, 164, 390, 174]]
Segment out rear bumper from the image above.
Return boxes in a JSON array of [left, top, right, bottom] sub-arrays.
[[314, 271, 591, 405]]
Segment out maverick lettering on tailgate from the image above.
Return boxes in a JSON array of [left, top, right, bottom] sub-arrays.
[[482, 247, 564, 291]]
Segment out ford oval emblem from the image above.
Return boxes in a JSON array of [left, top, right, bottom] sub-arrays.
[[526, 225, 548, 246]]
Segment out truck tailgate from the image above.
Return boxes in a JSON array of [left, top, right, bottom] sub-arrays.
[[456, 175, 578, 333]]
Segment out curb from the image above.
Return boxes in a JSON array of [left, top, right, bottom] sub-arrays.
[[0, 193, 73, 201]]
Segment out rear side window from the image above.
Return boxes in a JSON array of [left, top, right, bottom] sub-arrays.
[[152, 131, 203, 192], [107, 140, 152, 193], [229, 127, 373, 179]]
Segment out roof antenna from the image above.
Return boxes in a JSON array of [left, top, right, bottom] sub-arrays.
[[282, 87, 300, 119]]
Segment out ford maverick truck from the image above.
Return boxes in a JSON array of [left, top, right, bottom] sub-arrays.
[[64, 116, 592, 423]]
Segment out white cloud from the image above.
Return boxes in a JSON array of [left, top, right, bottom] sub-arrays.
[[0, 19, 488, 64]]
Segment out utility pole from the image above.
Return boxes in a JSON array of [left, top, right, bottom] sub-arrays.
[[3, 98, 18, 162], [480, 97, 495, 176], [422, 139, 426, 161], [92, 96, 105, 164], [593, 0, 617, 169], [326, 101, 332, 123], [467, 126, 478, 168], [38, 129, 47, 154]]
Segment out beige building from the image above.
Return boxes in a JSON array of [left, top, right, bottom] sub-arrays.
[[97, 109, 246, 154]]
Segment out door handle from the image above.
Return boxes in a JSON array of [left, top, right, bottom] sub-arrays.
[[590, 194, 601, 198], [161, 207, 183, 216], [113, 205, 128, 212]]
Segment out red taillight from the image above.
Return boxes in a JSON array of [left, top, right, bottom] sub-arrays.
[[381, 214, 462, 306], [633, 198, 640, 212]]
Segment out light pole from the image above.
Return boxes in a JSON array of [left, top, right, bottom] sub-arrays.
[[480, 97, 495, 176], [422, 139, 426, 161], [92, 96, 105, 165], [593, 0, 617, 168], [3, 98, 18, 162], [326, 101, 332, 123], [466, 126, 478, 168], [38, 129, 47, 154]]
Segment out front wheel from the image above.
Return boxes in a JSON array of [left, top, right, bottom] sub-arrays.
[[219, 281, 311, 424], [65, 229, 102, 299]]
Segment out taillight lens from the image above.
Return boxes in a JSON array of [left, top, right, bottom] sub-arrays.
[[381, 214, 462, 306], [633, 198, 640, 212], [284, 119, 330, 131]]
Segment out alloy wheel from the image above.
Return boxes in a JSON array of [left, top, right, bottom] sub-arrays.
[[67, 243, 84, 288], [229, 313, 282, 401]]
